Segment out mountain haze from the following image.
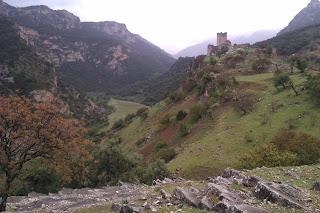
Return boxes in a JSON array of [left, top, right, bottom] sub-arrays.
[[174, 29, 279, 58]]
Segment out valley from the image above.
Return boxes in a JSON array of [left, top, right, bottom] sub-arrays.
[[1, 0, 320, 212]]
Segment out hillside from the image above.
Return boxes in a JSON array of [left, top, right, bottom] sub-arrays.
[[0, 0, 175, 95], [107, 44, 320, 181], [278, 0, 320, 35]]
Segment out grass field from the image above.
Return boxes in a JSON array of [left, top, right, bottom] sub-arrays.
[[107, 98, 146, 129], [114, 71, 320, 179]]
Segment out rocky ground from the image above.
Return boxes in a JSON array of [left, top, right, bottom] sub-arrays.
[[5, 166, 320, 213]]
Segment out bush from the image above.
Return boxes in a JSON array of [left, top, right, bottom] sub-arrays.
[[296, 59, 308, 73], [155, 148, 177, 163], [90, 142, 170, 186], [124, 113, 136, 125], [235, 92, 256, 115], [136, 107, 149, 120], [270, 131, 320, 165], [176, 110, 188, 121], [273, 73, 291, 90], [305, 75, 320, 103], [178, 124, 189, 137], [189, 104, 208, 124], [238, 143, 297, 169], [138, 160, 170, 185], [112, 119, 126, 130], [159, 114, 171, 129], [155, 142, 169, 152], [238, 131, 320, 169]]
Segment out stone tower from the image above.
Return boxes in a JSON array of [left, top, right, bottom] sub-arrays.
[[217, 32, 228, 46]]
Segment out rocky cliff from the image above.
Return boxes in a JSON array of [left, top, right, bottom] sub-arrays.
[[0, 0, 175, 94]]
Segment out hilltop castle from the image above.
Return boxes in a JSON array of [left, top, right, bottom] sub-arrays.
[[207, 32, 232, 56]]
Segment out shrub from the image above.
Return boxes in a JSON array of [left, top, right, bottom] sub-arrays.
[[270, 131, 320, 165], [112, 119, 126, 130], [178, 124, 189, 137], [238, 143, 298, 169], [176, 110, 188, 121], [138, 160, 170, 185], [305, 75, 320, 103], [167, 92, 184, 104], [273, 73, 299, 95], [155, 142, 169, 152], [159, 114, 171, 129], [296, 59, 308, 73], [136, 107, 149, 120], [273, 73, 291, 90], [235, 92, 256, 115], [238, 131, 320, 169], [124, 113, 136, 125], [155, 147, 177, 163], [189, 104, 208, 124]]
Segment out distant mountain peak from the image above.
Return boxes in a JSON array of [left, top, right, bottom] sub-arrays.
[[278, 0, 320, 35]]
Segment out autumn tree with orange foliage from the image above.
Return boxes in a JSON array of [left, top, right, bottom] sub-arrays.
[[0, 96, 91, 211]]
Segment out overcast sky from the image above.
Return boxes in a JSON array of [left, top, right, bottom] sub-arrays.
[[4, 0, 311, 54]]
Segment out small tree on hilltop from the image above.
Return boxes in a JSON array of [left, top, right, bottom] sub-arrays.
[[235, 92, 256, 115], [305, 75, 320, 103], [296, 59, 308, 73], [0, 96, 90, 211], [273, 74, 299, 96]]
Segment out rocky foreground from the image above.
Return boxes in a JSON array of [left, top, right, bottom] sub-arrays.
[[6, 167, 320, 213]]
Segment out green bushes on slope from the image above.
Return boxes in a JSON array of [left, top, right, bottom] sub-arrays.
[[238, 130, 320, 169]]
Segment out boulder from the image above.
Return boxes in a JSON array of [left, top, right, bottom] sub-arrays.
[[160, 189, 171, 200], [207, 182, 245, 204], [173, 187, 200, 207], [214, 201, 269, 213], [313, 181, 320, 191], [119, 204, 140, 213], [254, 181, 307, 210], [199, 196, 214, 210], [222, 168, 259, 187], [111, 203, 122, 211]]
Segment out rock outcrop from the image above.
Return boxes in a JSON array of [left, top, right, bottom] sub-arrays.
[[6, 169, 313, 212]]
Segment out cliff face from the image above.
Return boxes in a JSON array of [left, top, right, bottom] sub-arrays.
[[0, 0, 175, 94], [278, 0, 320, 35]]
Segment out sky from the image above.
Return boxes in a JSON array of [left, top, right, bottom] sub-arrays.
[[4, 0, 311, 54]]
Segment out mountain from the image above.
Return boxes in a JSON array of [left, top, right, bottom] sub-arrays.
[[174, 29, 279, 58], [0, 0, 175, 95], [278, 0, 320, 35], [118, 57, 195, 105], [257, 24, 320, 56]]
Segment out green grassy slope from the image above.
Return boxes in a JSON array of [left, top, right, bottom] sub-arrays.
[[109, 48, 320, 179]]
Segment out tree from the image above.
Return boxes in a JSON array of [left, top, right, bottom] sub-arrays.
[[274, 74, 291, 89], [273, 74, 299, 96], [0, 96, 90, 211], [296, 59, 308, 73], [235, 93, 256, 115], [305, 75, 320, 103]]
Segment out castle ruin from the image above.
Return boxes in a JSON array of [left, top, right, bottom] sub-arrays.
[[207, 32, 231, 56], [217, 32, 228, 46]]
